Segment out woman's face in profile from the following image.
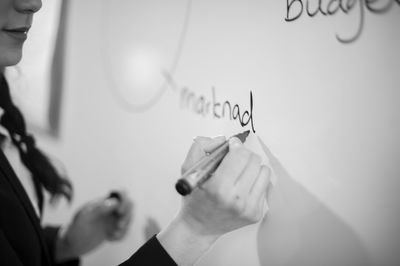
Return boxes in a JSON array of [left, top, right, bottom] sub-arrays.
[[0, 0, 41, 68]]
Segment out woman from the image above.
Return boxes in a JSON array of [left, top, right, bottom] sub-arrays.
[[1, 2, 133, 265], [0, 0, 272, 265]]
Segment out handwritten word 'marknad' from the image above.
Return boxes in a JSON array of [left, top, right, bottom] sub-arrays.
[[285, 0, 400, 43], [163, 73, 256, 133], [180, 87, 256, 133]]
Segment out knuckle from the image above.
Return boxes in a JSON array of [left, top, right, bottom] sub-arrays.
[[249, 211, 262, 223], [239, 199, 262, 222], [229, 193, 246, 214], [243, 207, 261, 224]]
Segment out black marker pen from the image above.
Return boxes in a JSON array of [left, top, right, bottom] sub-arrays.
[[175, 130, 250, 196]]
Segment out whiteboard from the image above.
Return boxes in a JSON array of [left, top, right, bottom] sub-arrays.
[[43, 0, 400, 265]]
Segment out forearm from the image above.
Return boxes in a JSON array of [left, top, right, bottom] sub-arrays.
[[157, 212, 220, 266]]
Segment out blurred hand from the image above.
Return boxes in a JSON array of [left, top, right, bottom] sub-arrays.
[[158, 135, 272, 265], [55, 191, 133, 262]]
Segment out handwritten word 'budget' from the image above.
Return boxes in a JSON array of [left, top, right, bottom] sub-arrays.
[[285, 0, 400, 43], [164, 73, 256, 133]]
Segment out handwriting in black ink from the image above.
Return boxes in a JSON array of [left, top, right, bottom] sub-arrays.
[[164, 72, 256, 133], [285, 0, 399, 43]]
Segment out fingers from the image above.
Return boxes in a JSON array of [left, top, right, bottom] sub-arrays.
[[113, 191, 133, 219], [194, 135, 226, 154], [250, 165, 271, 203], [96, 190, 133, 241], [182, 137, 211, 173], [201, 138, 272, 224], [205, 137, 249, 192], [181, 135, 226, 174], [234, 153, 262, 195], [176, 135, 275, 240], [117, 196, 133, 230], [109, 216, 132, 240], [111, 191, 133, 239]]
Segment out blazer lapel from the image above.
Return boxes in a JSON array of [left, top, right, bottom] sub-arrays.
[[0, 150, 52, 265]]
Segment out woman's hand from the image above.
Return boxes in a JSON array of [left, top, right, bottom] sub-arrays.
[[158, 135, 272, 266], [181, 136, 271, 236], [55, 191, 133, 262]]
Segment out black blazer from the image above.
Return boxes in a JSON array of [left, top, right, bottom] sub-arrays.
[[0, 150, 79, 266], [119, 235, 178, 266], [0, 149, 177, 266]]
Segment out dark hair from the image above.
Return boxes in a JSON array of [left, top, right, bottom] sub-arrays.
[[0, 73, 72, 212]]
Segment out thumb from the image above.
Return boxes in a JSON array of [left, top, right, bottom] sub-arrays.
[[182, 135, 226, 174], [194, 135, 226, 154]]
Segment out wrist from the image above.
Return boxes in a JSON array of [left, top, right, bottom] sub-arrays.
[[55, 226, 75, 262], [157, 212, 220, 266]]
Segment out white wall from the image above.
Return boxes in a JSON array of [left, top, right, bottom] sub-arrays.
[[37, 0, 400, 265]]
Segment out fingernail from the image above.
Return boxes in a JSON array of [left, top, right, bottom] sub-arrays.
[[229, 137, 242, 147]]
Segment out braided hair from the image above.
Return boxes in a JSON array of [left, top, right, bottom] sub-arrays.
[[0, 73, 72, 213]]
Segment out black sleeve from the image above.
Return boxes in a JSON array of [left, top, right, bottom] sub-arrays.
[[119, 235, 177, 266], [42, 226, 80, 266], [0, 229, 24, 266]]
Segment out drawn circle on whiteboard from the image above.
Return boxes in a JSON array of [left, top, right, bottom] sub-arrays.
[[101, 0, 192, 112]]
